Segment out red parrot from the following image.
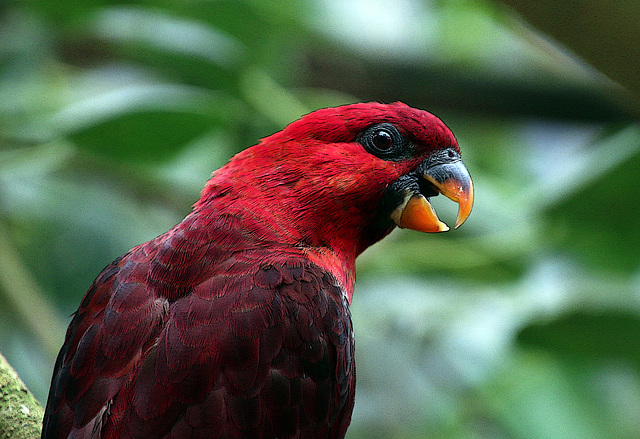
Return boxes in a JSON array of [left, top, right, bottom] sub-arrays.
[[42, 102, 473, 439]]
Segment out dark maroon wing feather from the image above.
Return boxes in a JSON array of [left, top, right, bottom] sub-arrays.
[[106, 259, 355, 438], [42, 239, 355, 439], [42, 243, 171, 439]]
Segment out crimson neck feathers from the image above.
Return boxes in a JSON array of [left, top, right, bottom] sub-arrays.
[[191, 137, 397, 301]]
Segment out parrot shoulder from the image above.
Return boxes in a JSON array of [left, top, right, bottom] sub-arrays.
[[42, 243, 171, 438]]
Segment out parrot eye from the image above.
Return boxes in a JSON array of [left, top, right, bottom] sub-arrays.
[[372, 130, 393, 151], [360, 123, 409, 160]]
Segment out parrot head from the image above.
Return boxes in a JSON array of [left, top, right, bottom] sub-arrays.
[[198, 101, 473, 274]]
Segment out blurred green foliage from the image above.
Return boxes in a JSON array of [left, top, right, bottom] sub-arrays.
[[1, 0, 639, 438]]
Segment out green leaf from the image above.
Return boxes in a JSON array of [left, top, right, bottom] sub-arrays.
[[517, 310, 640, 367], [42, 84, 227, 162]]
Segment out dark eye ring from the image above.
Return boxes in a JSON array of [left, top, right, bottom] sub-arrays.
[[372, 129, 393, 151], [360, 123, 407, 160]]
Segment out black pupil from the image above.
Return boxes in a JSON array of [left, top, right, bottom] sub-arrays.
[[372, 130, 393, 150]]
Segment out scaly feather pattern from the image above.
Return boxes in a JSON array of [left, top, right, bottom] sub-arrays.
[[42, 102, 472, 439]]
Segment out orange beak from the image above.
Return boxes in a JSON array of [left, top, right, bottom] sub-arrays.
[[391, 160, 474, 233]]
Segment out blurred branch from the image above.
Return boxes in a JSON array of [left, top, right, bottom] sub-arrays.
[[302, 50, 637, 121], [0, 223, 66, 359], [497, 0, 640, 102], [0, 352, 42, 438]]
